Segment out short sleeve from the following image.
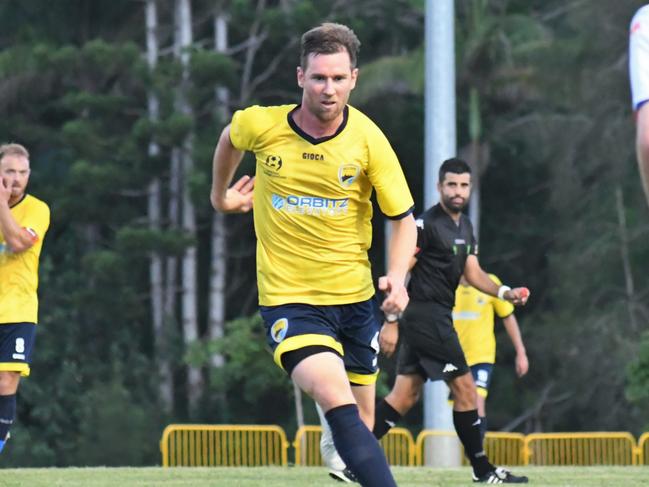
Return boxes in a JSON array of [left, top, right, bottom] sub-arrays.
[[470, 229, 478, 256], [489, 274, 514, 318], [630, 7, 649, 110], [414, 216, 429, 254], [23, 200, 50, 242], [229, 106, 261, 152], [365, 127, 414, 219]]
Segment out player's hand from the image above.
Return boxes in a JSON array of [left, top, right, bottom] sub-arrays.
[[211, 175, 255, 213], [379, 321, 399, 357], [0, 177, 12, 203], [378, 275, 409, 315], [516, 352, 529, 377], [504, 287, 530, 306]]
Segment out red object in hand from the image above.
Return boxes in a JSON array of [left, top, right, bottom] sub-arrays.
[[519, 287, 530, 298]]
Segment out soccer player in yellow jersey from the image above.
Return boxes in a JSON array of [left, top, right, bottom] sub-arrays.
[[210, 23, 416, 487], [0, 143, 50, 454], [454, 274, 529, 441]]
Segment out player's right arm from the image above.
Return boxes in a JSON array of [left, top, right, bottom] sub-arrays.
[[210, 124, 254, 213], [0, 179, 38, 253]]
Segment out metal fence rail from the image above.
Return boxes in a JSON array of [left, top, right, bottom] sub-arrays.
[[293, 426, 415, 466], [160, 424, 289, 467], [161, 425, 649, 467], [523, 432, 638, 466]]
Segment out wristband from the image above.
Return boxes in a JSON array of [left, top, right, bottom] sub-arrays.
[[385, 312, 402, 323], [497, 285, 511, 300]]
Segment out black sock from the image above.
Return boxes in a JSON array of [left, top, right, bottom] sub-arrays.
[[372, 399, 402, 440], [0, 394, 16, 445], [325, 404, 396, 487], [479, 415, 487, 443], [453, 409, 494, 477]]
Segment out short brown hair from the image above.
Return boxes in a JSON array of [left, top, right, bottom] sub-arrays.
[[300, 22, 361, 69], [0, 143, 29, 161]]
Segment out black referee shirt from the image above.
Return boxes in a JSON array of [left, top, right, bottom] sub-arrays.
[[408, 203, 478, 307]]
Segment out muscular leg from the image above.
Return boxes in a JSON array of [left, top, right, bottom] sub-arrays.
[[448, 372, 493, 477], [351, 383, 375, 429], [373, 373, 424, 439], [0, 372, 20, 453], [291, 352, 396, 487]]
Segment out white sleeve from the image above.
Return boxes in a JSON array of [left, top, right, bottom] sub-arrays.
[[630, 6, 649, 110]]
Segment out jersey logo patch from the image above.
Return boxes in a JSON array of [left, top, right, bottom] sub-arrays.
[[338, 164, 360, 188], [270, 318, 289, 343], [264, 154, 283, 171]]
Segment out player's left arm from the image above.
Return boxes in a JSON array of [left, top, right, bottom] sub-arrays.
[[379, 214, 417, 316], [378, 215, 417, 357], [464, 255, 530, 305], [501, 313, 529, 377]]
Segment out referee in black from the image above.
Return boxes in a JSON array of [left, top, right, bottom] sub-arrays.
[[374, 157, 529, 484]]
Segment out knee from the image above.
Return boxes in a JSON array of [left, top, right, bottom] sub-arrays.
[[312, 384, 355, 412]]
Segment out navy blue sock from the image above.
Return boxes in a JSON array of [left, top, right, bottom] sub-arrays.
[[0, 394, 16, 453], [325, 404, 397, 487], [453, 409, 494, 477]]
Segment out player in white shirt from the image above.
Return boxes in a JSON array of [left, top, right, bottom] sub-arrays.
[[630, 5, 649, 206]]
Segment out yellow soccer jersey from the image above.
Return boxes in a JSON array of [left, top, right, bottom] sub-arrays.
[[230, 104, 414, 306], [452, 274, 514, 365], [0, 194, 50, 324]]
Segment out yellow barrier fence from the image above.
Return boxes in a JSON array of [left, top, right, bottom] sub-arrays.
[[484, 432, 526, 466], [293, 426, 323, 466], [415, 431, 524, 467], [639, 432, 649, 466], [414, 430, 461, 466], [523, 432, 638, 466], [293, 426, 416, 466], [160, 424, 289, 467], [161, 425, 649, 467]]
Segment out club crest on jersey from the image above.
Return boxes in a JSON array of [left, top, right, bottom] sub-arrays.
[[264, 154, 283, 171], [338, 164, 360, 188], [270, 318, 289, 343]]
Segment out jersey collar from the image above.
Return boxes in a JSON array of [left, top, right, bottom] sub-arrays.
[[287, 105, 349, 145], [9, 193, 27, 209]]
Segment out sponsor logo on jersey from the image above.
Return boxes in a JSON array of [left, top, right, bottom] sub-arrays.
[[270, 194, 349, 216], [453, 311, 480, 321], [302, 152, 325, 161], [270, 318, 289, 343], [338, 164, 360, 188]]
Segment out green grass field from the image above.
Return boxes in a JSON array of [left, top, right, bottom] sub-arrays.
[[0, 466, 648, 487]]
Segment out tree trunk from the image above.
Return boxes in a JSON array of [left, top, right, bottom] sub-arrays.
[[145, 0, 173, 414], [175, 0, 202, 415], [615, 185, 638, 332], [208, 12, 228, 372]]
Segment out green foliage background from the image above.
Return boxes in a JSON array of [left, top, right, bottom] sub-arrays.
[[1, 0, 648, 466]]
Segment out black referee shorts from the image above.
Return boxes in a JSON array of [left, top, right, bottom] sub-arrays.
[[396, 300, 469, 381]]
